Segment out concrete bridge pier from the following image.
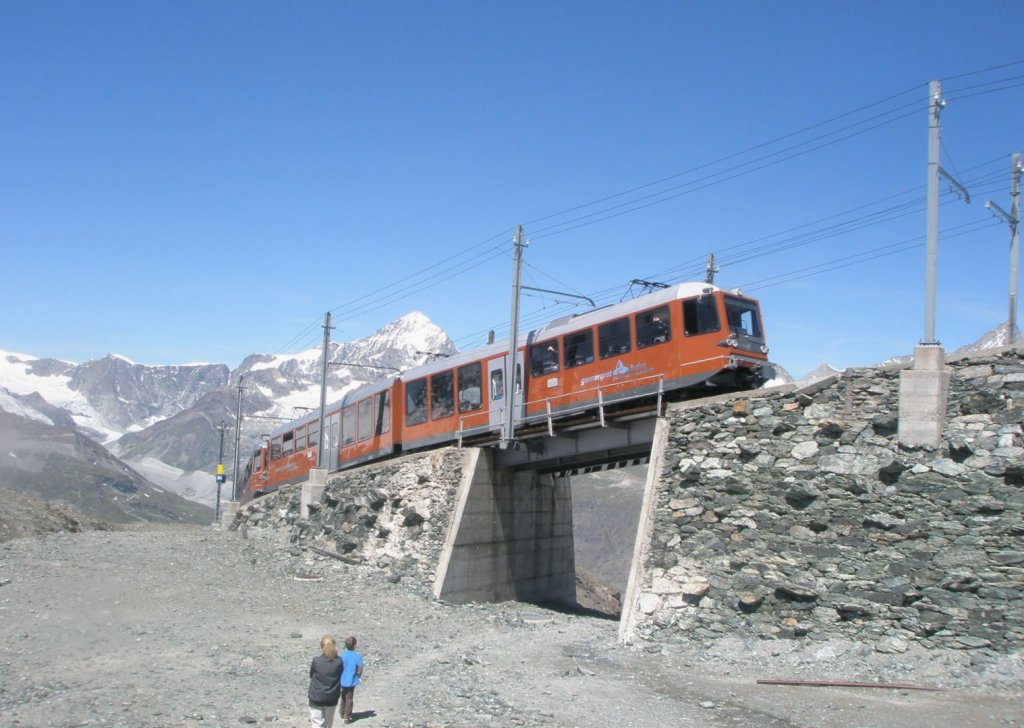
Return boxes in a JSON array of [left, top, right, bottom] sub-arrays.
[[898, 344, 950, 448], [433, 449, 576, 606]]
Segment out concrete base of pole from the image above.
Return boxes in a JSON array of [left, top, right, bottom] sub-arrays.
[[301, 469, 328, 520], [220, 501, 240, 529], [898, 345, 950, 449]]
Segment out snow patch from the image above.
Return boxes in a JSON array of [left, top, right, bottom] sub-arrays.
[[249, 347, 322, 372], [127, 457, 220, 508], [0, 389, 54, 425]]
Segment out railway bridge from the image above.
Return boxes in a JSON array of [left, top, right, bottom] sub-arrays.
[[234, 347, 1023, 651]]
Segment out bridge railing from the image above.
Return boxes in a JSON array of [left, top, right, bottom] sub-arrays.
[[456, 372, 666, 446]]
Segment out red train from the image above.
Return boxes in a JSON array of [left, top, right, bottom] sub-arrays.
[[238, 282, 771, 501]]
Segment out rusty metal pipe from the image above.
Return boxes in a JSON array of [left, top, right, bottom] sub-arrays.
[[756, 679, 943, 692]]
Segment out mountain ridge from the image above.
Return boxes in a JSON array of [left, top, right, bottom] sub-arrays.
[[1, 312, 457, 508]]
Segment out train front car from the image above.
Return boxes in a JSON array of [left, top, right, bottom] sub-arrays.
[[701, 288, 773, 390], [520, 282, 771, 423]]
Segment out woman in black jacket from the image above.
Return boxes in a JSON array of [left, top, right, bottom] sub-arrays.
[[307, 635, 343, 727]]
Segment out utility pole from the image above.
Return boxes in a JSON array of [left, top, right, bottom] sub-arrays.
[[705, 253, 717, 285], [214, 420, 228, 524], [922, 79, 970, 346], [985, 152, 1022, 346], [501, 225, 526, 449], [316, 311, 334, 467], [231, 375, 245, 501], [923, 80, 943, 346], [900, 79, 965, 449]]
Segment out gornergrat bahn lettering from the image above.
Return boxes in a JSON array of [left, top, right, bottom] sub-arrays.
[[238, 282, 771, 502]]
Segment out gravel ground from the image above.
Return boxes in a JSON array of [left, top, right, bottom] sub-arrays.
[[0, 526, 1021, 728]]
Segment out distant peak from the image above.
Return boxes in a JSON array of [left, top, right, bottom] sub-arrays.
[[392, 311, 433, 328]]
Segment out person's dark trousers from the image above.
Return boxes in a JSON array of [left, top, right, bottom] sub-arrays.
[[341, 687, 356, 722]]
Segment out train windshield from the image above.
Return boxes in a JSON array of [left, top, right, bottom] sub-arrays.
[[724, 296, 763, 338]]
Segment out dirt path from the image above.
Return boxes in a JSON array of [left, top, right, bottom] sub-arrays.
[[0, 527, 1020, 727]]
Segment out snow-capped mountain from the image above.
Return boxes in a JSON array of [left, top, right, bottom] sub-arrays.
[[237, 311, 454, 416], [799, 363, 845, 385], [950, 321, 1022, 356], [0, 349, 229, 442], [0, 312, 455, 509], [0, 387, 211, 524], [762, 364, 794, 388], [881, 321, 1022, 367]]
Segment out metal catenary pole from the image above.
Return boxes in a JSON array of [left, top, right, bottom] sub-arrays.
[[1011, 153, 1022, 346], [231, 375, 245, 501], [501, 225, 526, 449], [214, 420, 228, 523], [316, 311, 333, 468], [923, 80, 942, 346], [986, 154, 1022, 345]]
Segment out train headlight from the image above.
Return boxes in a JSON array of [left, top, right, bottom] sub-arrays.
[[760, 345, 769, 354]]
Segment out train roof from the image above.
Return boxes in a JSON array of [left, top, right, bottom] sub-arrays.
[[526, 282, 733, 342]]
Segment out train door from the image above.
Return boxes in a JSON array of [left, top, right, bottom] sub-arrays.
[[327, 412, 340, 469], [487, 353, 524, 430]]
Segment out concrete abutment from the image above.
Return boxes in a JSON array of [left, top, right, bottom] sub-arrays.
[[433, 449, 576, 605]]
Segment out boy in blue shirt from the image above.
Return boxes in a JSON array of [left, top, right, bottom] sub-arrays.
[[339, 636, 364, 724]]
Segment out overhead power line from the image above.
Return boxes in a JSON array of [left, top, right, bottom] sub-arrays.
[[268, 66, 1023, 357]]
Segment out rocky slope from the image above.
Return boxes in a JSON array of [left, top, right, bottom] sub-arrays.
[[0, 486, 112, 543], [0, 403, 211, 525]]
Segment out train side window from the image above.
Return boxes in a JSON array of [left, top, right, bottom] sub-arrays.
[[294, 424, 307, 451], [636, 306, 671, 349], [375, 392, 391, 435], [598, 318, 631, 358], [282, 430, 294, 456], [683, 296, 721, 336], [270, 436, 283, 461], [431, 370, 455, 420], [457, 362, 483, 412], [358, 398, 373, 441], [406, 378, 428, 426], [491, 369, 504, 401], [564, 330, 594, 368], [530, 340, 559, 376], [342, 405, 356, 446], [307, 420, 319, 449]]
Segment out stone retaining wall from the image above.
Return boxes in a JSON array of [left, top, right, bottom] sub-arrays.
[[624, 349, 1024, 654], [231, 448, 469, 587]]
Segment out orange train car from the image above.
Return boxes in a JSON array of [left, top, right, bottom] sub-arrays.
[[239, 282, 771, 501], [241, 377, 402, 499]]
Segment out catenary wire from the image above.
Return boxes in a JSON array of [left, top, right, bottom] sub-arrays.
[[287, 89, 934, 352], [269, 69, 1018, 356]]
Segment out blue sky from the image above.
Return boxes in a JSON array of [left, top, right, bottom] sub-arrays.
[[1, 1, 1022, 378]]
